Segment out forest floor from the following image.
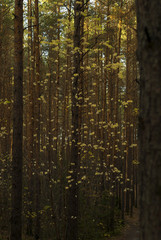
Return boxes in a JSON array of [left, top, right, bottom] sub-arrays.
[[0, 209, 140, 240], [111, 208, 140, 240]]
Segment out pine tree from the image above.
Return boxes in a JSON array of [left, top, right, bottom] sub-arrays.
[[10, 0, 23, 239], [136, 0, 161, 239]]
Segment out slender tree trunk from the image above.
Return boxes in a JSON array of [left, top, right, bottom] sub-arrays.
[[10, 0, 23, 239], [34, 0, 41, 238], [26, 0, 34, 235], [66, 1, 82, 240], [136, 1, 161, 239], [0, 4, 2, 156]]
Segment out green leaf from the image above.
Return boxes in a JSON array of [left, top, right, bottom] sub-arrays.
[[44, 205, 51, 210]]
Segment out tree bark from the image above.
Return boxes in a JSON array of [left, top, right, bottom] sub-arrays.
[[34, 0, 41, 239], [136, 1, 161, 239], [66, 1, 82, 240], [26, 0, 34, 236], [10, 0, 23, 239]]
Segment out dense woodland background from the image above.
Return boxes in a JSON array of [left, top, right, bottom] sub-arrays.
[[0, 0, 139, 239]]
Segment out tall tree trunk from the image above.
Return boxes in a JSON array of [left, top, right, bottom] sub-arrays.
[[136, 1, 161, 239], [10, 0, 23, 239], [26, 0, 34, 236], [66, 1, 82, 240], [34, 0, 41, 239]]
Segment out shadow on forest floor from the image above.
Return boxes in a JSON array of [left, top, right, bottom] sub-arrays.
[[110, 208, 140, 240], [0, 209, 140, 240]]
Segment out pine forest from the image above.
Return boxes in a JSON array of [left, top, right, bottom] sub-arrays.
[[1, 0, 152, 239]]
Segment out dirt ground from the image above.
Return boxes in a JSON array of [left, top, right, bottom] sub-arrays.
[[111, 208, 140, 240]]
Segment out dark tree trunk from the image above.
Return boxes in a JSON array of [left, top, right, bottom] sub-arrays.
[[10, 0, 23, 239], [26, 0, 34, 236], [34, 0, 41, 239], [66, 1, 82, 240], [136, 1, 161, 239]]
